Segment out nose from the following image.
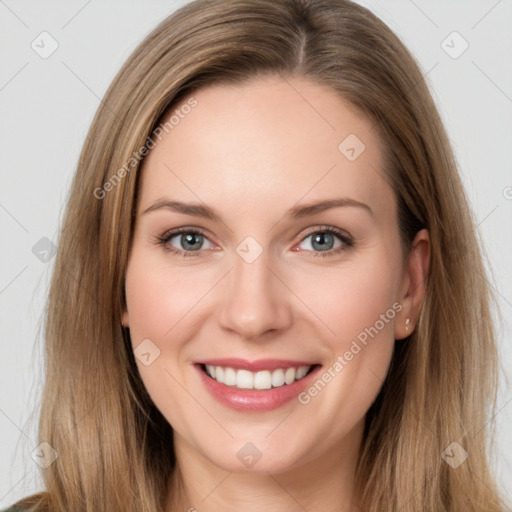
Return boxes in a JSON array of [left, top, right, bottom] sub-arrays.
[[216, 250, 293, 341]]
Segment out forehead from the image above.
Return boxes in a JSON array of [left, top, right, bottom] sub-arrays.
[[138, 75, 393, 221]]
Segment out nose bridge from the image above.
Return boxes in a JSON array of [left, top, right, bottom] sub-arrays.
[[216, 244, 293, 339]]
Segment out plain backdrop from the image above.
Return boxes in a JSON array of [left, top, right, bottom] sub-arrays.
[[1, 0, 511, 507]]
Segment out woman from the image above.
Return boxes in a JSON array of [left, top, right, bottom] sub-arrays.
[[5, 0, 507, 510]]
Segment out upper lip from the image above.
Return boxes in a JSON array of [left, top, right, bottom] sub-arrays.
[[196, 358, 319, 372]]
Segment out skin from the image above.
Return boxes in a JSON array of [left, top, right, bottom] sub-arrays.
[[122, 74, 430, 511]]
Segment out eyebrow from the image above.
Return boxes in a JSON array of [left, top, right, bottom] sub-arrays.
[[142, 197, 373, 220]]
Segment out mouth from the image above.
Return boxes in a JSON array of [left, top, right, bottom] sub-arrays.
[[200, 363, 317, 390], [194, 358, 322, 412]]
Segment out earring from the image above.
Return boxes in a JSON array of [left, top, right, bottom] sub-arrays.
[[405, 318, 410, 332]]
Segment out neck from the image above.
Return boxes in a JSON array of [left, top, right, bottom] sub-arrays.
[[166, 420, 364, 512]]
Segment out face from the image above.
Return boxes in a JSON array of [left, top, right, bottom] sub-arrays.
[[122, 74, 428, 475]]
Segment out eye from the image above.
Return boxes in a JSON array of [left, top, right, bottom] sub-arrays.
[[157, 227, 216, 256], [156, 225, 353, 258], [296, 227, 353, 257]]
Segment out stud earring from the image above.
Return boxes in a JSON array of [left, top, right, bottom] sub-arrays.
[[405, 318, 410, 332]]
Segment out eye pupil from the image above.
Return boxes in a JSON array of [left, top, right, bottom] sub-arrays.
[[312, 232, 334, 251], [182, 233, 203, 251]]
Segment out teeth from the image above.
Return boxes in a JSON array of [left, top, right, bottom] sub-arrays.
[[224, 367, 237, 386], [284, 367, 295, 385], [237, 369, 253, 389], [296, 366, 309, 379], [271, 369, 285, 387], [254, 371, 272, 390], [204, 364, 312, 390]]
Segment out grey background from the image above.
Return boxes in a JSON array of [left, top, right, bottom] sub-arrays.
[[1, 0, 511, 506]]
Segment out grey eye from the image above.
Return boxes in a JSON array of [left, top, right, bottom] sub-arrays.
[[299, 231, 343, 252]]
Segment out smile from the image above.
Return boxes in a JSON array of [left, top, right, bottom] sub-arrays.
[[195, 358, 322, 411], [203, 364, 312, 390]]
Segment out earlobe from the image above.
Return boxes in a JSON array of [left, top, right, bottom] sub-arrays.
[[395, 228, 430, 340]]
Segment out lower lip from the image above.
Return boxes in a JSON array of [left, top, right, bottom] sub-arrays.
[[195, 364, 321, 412]]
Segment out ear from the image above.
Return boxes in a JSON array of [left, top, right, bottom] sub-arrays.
[[122, 310, 130, 328], [395, 228, 430, 340]]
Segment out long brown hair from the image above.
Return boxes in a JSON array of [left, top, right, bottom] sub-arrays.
[[11, 0, 506, 510]]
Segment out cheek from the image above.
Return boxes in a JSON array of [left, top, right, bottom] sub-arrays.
[[123, 253, 216, 433], [124, 253, 215, 344], [291, 251, 401, 420], [296, 253, 401, 350]]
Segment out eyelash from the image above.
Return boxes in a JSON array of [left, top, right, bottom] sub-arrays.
[[155, 225, 354, 258]]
